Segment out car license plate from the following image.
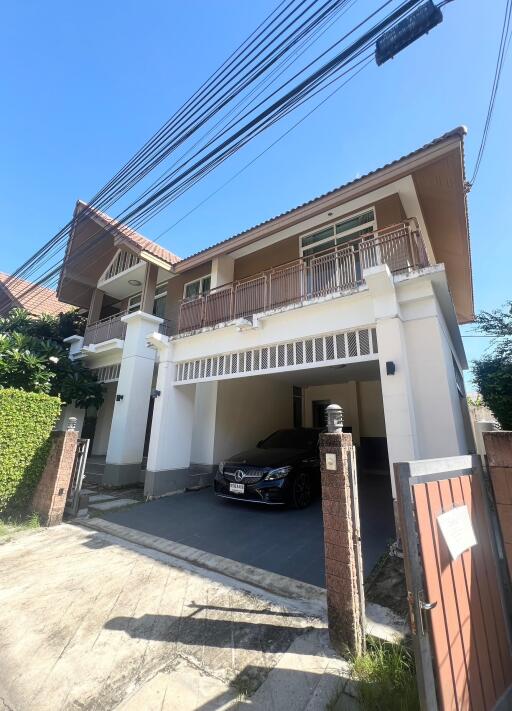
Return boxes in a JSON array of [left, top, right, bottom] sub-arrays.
[[229, 483, 245, 494]]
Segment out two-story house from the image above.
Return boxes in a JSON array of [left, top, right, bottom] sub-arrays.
[[60, 127, 474, 521]]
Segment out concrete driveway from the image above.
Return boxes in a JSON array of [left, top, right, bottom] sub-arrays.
[[101, 475, 395, 587], [0, 524, 350, 711]]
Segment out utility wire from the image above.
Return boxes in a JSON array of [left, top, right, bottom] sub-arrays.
[[12, 0, 423, 308], [469, 0, 512, 186]]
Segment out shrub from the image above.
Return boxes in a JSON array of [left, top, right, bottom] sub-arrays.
[[0, 388, 61, 515]]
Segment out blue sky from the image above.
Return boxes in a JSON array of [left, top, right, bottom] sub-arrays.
[[1, 1, 510, 386]]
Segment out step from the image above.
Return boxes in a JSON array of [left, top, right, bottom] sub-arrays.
[[89, 498, 139, 512]]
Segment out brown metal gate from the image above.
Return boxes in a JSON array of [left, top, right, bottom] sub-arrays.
[[395, 455, 512, 710]]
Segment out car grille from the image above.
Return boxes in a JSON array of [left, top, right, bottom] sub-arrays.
[[223, 467, 268, 484]]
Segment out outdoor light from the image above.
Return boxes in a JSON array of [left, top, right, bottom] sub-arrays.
[[151, 389, 161, 398], [116, 394, 124, 402], [386, 361, 396, 375], [128, 279, 142, 286]]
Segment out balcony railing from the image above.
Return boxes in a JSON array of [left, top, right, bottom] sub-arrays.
[[178, 221, 429, 335], [83, 311, 127, 346]]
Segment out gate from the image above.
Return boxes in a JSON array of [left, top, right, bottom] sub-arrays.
[[395, 455, 512, 710], [65, 438, 90, 516]]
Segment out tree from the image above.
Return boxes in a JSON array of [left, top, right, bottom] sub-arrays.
[[0, 309, 103, 410], [472, 301, 512, 430]]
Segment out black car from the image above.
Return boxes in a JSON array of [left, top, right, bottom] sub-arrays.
[[213, 428, 322, 508]]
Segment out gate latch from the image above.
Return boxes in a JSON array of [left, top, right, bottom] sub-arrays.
[[418, 591, 437, 636]]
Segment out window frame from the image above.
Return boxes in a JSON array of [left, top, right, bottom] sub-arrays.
[[299, 207, 376, 258], [183, 274, 212, 300], [127, 281, 168, 315]]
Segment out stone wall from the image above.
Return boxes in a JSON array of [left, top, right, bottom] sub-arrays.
[[484, 431, 512, 578]]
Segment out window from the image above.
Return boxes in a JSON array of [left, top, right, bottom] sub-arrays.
[[127, 282, 167, 317], [184, 275, 211, 299], [300, 208, 375, 257]]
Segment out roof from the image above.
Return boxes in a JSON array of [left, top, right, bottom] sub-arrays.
[[174, 126, 468, 269], [76, 202, 181, 267], [0, 272, 72, 317]]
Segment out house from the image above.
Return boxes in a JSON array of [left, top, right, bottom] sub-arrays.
[[59, 127, 475, 525], [0, 272, 70, 316]]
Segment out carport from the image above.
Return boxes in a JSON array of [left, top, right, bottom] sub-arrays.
[[104, 360, 395, 587]]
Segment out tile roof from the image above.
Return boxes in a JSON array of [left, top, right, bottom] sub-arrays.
[[176, 126, 468, 265], [0, 272, 72, 316], [77, 202, 181, 266]]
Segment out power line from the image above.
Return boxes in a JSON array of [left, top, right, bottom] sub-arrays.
[[11, 0, 430, 309], [469, 0, 512, 186]]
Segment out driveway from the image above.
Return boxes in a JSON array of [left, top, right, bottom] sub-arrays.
[[101, 475, 395, 587], [0, 524, 348, 711]]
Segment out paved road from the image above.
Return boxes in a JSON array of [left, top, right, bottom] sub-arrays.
[[103, 475, 395, 587], [0, 524, 332, 711]]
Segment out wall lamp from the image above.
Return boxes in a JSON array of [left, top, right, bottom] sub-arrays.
[[116, 394, 124, 402], [386, 361, 396, 376], [151, 389, 161, 399]]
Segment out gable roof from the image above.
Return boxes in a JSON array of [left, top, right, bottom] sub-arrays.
[[174, 126, 468, 271], [75, 202, 181, 267], [0, 272, 71, 316]]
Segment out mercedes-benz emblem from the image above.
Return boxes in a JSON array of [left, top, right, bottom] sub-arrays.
[[234, 470, 245, 482]]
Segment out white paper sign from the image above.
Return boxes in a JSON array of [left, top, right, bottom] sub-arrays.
[[325, 453, 337, 471], [437, 505, 477, 561]]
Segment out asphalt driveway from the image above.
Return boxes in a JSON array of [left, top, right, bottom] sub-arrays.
[[102, 474, 395, 587]]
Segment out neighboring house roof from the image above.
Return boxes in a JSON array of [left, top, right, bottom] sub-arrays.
[[0, 272, 71, 316], [174, 126, 468, 270], [76, 201, 181, 267]]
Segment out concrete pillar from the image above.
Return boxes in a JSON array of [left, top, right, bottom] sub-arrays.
[[365, 265, 419, 499], [145, 343, 196, 497], [320, 420, 364, 656], [191, 381, 218, 466], [211, 255, 234, 288], [141, 262, 158, 314], [87, 288, 104, 325], [104, 311, 162, 486]]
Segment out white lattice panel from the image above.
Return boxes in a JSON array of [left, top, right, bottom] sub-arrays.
[[92, 363, 121, 383], [175, 327, 378, 384]]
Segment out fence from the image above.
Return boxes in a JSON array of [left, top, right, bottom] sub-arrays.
[[178, 221, 429, 334], [83, 311, 127, 346]]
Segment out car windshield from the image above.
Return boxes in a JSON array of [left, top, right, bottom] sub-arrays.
[[259, 429, 317, 450]]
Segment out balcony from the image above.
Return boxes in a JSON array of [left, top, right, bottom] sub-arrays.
[[177, 221, 430, 335], [83, 311, 127, 346]]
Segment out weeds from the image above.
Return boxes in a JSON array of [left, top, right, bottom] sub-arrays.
[[351, 637, 419, 711], [0, 511, 40, 539]]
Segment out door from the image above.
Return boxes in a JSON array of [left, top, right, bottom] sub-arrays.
[[395, 455, 512, 710]]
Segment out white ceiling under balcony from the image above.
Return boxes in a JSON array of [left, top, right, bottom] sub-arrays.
[[97, 261, 170, 300]]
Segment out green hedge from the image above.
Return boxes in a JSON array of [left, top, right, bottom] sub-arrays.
[[0, 388, 61, 515]]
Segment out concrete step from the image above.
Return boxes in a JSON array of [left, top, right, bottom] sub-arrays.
[[84, 460, 106, 476], [89, 498, 139, 512]]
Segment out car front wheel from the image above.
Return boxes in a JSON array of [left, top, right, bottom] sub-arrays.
[[291, 471, 312, 509]]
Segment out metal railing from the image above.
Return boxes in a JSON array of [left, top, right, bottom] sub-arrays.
[[83, 310, 127, 346], [178, 220, 429, 334]]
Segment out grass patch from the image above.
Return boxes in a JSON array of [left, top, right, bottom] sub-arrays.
[[350, 637, 419, 711], [0, 512, 40, 540]]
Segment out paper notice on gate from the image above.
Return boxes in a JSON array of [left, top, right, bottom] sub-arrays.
[[437, 505, 477, 561]]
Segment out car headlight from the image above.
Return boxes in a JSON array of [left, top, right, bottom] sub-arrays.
[[218, 461, 225, 475], [264, 466, 292, 481]]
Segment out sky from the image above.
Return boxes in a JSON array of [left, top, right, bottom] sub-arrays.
[[0, 1, 510, 387]]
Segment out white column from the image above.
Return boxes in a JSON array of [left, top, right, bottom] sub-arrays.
[[191, 381, 219, 465], [365, 265, 419, 497], [104, 311, 162, 485], [210, 255, 234, 288]]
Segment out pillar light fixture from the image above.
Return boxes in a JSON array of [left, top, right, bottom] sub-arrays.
[[116, 394, 124, 402]]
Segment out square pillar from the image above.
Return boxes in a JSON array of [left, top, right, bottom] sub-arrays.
[[211, 255, 234, 289], [320, 428, 364, 656], [104, 311, 162, 486], [145, 344, 196, 497], [141, 262, 158, 314], [87, 288, 104, 325]]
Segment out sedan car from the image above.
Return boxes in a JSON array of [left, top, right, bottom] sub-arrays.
[[213, 428, 322, 508]]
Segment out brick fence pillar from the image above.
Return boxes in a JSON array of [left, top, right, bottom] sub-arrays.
[[320, 405, 364, 657], [484, 431, 512, 578], [32, 426, 78, 526]]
